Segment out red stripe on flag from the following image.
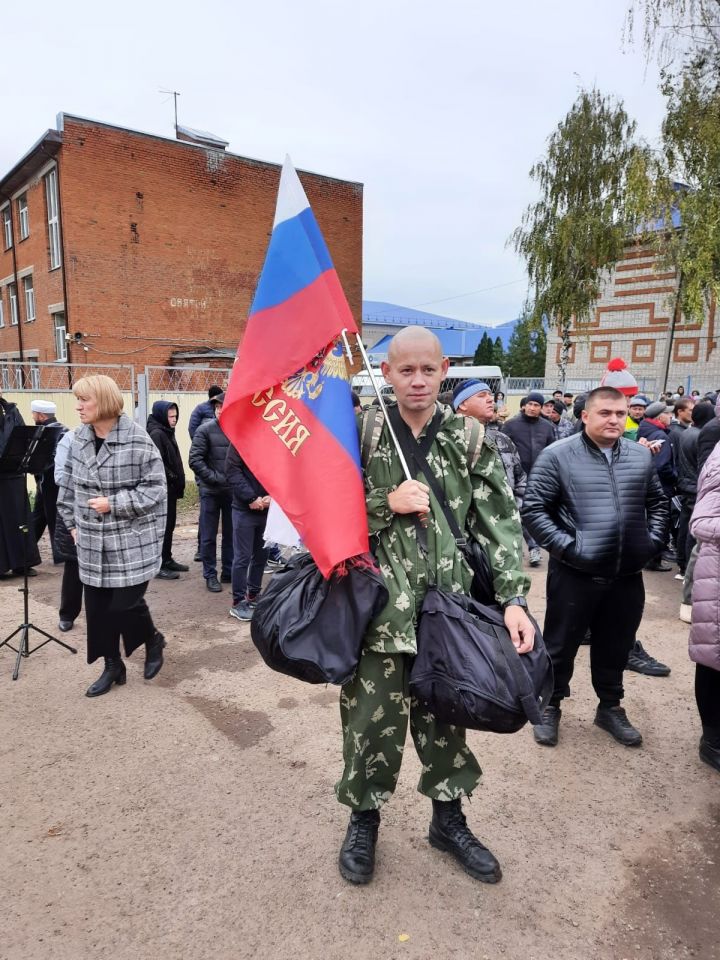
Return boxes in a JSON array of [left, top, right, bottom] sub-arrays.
[[232, 270, 358, 400], [220, 389, 369, 577]]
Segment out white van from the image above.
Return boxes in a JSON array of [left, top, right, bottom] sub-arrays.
[[352, 365, 505, 402]]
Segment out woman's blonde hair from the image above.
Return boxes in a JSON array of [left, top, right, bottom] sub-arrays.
[[73, 374, 125, 420]]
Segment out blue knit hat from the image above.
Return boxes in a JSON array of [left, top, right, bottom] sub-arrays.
[[452, 379, 491, 411]]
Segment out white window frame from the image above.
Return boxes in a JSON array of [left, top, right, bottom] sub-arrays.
[[53, 311, 67, 362], [23, 275, 35, 321], [0, 296, 4, 328], [9, 283, 18, 325], [2, 206, 12, 249], [45, 169, 61, 269], [17, 194, 29, 240]]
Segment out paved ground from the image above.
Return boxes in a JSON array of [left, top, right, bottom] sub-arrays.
[[2, 519, 719, 960]]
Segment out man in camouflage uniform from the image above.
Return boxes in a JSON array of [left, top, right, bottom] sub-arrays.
[[337, 328, 534, 885]]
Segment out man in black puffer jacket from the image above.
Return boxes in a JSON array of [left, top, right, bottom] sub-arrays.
[[189, 392, 232, 592], [147, 400, 187, 580], [225, 444, 270, 622], [522, 386, 668, 749]]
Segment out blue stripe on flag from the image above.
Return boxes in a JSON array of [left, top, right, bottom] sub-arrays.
[[250, 207, 333, 315]]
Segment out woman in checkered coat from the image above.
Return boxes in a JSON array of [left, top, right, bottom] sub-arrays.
[[56, 375, 167, 697]]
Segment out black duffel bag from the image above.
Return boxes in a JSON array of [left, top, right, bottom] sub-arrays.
[[250, 552, 388, 685], [410, 586, 553, 734]]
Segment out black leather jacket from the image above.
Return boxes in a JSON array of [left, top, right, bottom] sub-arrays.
[[522, 432, 668, 577]]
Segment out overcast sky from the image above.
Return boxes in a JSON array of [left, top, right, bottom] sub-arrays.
[[1, 0, 665, 325]]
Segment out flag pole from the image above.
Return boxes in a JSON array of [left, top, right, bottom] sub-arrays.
[[341, 330, 412, 482]]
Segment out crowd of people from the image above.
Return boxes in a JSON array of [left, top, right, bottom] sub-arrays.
[[0, 340, 718, 888]]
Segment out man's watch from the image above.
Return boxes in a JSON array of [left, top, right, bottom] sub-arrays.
[[502, 596, 528, 610]]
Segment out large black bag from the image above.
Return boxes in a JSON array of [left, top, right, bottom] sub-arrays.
[[250, 552, 389, 685], [410, 587, 553, 734]]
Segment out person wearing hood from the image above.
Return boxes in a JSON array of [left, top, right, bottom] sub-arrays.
[[0, 394, 42, 577], [501, 390, 555, 566], [147, 401, 187, 580]]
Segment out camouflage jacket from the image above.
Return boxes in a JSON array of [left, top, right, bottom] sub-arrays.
[[361, 403, 529, 655], [484, 425, 527, 504]]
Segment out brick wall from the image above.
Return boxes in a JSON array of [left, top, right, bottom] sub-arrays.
[[0, 116, 363, 373]]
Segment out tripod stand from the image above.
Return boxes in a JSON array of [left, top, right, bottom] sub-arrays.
[[0, 425, 77, 679]]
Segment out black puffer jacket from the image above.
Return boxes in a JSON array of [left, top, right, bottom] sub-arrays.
[[676, 426, 702, 500], [226, 445, 267, 510], [147, 401, 186, 498], [189, 417, 230, 495], [501, 412, 555, 476], [522, 432, 668, 577], [697, 416, 720, 473]]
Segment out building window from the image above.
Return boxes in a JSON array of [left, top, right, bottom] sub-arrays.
[[53, 311, 67, 361], [17, 194, 29, 240], [9, 283, 19, 325], [0, 294, 4, 328], [29, 363, 40, 390], [45, 169, 62, 269], [23, 276, 35, 321], [2, 206, 12, 249]]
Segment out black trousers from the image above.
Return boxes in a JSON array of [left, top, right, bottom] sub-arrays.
[[543, 558, 645, 706], [32, 484, 60, 561], [677, 496, 696, 574], [696, 664, 720, 737], [199, 491, 233, 580], [231, 507, 268, 605], [162, 493, 178, 564], [59, 560, 83, 623], [83, 581, 156, 664]]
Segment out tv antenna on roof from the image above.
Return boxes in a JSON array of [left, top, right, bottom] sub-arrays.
[[159, 89, 181, 134]]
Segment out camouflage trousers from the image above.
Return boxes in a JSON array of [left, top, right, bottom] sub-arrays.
[[335, 648, 483, 811]]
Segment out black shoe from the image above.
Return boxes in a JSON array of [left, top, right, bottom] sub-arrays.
[[699, 736, 720, 773], [193, 550, 202, 562], [533, 705, 561, 746], [220, 572, 232, 583], [594, 705, 642, 746], [163, 559, 189, 573], [644, 558, 672, 572], [206, 576, 222, 593], [156, 567, 180, 580], [12, 567, 38, 577], [86, 657, 126, 697], [626, 641, 671, 677], [144, 631, 165, 680], [338, 810, 380, 884], [428, 798, 501, 883], [58, 620, 74, 632]]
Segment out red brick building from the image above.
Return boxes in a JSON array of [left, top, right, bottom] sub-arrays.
[[0, 114, 363, 379]]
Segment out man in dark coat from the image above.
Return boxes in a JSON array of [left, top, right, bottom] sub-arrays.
[[638, 401, 676, 572], [29, 399, 67, 563], [188, 384, 223, 560], [523, 387, 668, 749], [147, 400, 187, 580], [501, 391, 555, 566], [225, 444, 270, 621], [189, 392, 232, 592], [0, 395, 41, 577]]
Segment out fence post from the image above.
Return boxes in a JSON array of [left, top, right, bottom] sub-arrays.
[[136, 372, 148, 426]]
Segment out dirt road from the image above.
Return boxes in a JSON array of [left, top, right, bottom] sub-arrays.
[[2, 522, 718, 960]]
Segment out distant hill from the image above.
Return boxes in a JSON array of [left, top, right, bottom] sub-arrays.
[[362, 300, 517, 348]]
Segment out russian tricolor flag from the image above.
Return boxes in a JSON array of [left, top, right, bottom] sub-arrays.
[[221, 157, 370, 577]]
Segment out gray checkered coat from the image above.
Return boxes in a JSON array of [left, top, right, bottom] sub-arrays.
[[56, 413, 167, 588]]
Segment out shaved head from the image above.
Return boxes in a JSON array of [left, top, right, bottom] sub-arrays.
[[387, 326, 443, 364]]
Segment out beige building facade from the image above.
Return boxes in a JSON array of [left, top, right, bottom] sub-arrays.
[[544, 243, 718, 395]]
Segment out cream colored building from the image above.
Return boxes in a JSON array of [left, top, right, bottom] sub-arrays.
[[544, 243, 719, 395]]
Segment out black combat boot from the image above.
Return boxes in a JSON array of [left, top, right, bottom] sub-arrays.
[[338, 809, 380, 884], [699, 728, 720, 773], [144, 631, 165, 680], [429, 798, 502, 883], [86, 657, 126, 697]]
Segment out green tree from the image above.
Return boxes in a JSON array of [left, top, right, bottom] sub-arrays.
[[504, 310, 547, 377], [511, 89, 643, 380], [472, 331, 495, 365], [492, 336, 505, 368]]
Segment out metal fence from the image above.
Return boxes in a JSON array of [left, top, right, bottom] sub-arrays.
[[505, 376, 658, 396], [0, 360, 135, 393], [144, 365, 232, 394]]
